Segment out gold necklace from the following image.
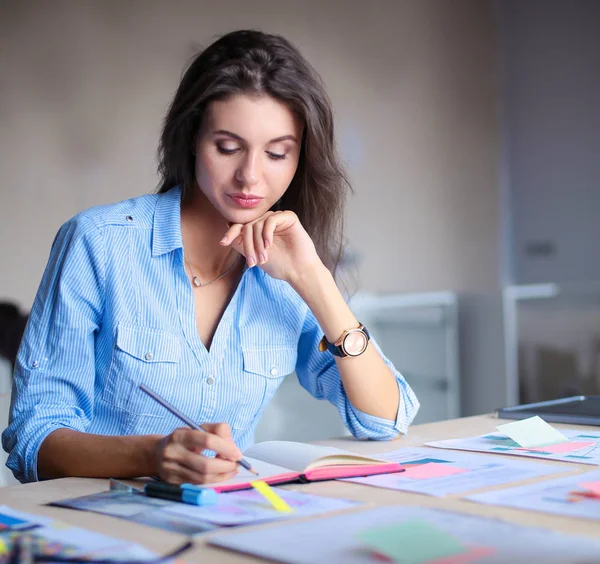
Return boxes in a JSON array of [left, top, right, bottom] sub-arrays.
[[184, 254, 238, 287]]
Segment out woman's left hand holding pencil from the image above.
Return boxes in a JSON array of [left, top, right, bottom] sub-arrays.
[[154, 423, 242, 485]]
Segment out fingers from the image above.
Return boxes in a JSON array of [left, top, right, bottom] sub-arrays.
[[178, 447, 238, 475], [220, 212, 278, 268], [156, 427, 242, 485], [200, 424, 238, 463], [253, 219, 268, 265], [175, 428, 242, 460], [202, 422, 233, 440], [220, 223, 243, 247], [242, 223, 256, 267], [160, 458, 238, 485], [263, 212, 281, 250]]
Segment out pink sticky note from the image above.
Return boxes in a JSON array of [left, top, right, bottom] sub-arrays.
[[580, 481, 600, 497], [402, 462, 469, 480], [522, 441, 594, 454], [430, 546, 496, 564]]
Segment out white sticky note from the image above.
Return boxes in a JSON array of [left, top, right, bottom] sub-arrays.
[[496, 416, 568, 448]]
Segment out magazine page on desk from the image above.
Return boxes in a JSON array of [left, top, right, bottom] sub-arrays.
[[208, 441, 404, 492]]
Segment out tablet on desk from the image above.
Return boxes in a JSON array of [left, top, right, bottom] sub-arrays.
[[496, 395, 600, 426]]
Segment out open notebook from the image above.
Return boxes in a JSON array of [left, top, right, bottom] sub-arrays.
[[207, 441, 405, 492]]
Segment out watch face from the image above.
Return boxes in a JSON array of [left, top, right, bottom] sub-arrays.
[[342, 329, 368, 356]]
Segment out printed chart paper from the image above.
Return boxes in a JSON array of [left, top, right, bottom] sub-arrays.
[[427, 429, 600, 465], [162, 487, 360, 526], [342, 447, 565, 497], [466, 469, 600, 522], [52, 486, 359, 531]]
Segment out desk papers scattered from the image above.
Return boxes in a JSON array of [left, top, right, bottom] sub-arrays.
[[466, 468, 600, 522], [427, 428, 600, 465], [208, 505, 600, 563], [0, 505, 168, 561], [51, 486, 359, 531], [342, 447, 565, 497], [160, 487, 359, 526]]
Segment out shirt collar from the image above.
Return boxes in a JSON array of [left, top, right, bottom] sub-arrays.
[[152, 185, 183, 257]]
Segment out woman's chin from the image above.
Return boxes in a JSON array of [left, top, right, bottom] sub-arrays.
[[221, 204, 270, 225]]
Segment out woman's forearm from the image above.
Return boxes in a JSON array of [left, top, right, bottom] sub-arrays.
[[290, 263, 400, 421], [37, 428, 161, 480]]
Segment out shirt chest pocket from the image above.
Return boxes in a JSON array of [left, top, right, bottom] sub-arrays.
[[102, 324, 181, 417], [230, 345, 297, 430]]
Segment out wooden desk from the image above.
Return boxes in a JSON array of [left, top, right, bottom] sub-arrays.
[[1, 414, 599, 562]]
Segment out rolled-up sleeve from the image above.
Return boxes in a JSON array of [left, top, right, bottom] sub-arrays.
[[295, 309, 419, 440], [2, 214, 105, 482]]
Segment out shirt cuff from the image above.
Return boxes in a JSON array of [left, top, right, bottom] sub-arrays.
[[24, 421, 86, 483]]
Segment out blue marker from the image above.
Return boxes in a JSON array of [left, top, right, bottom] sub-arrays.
[[144, 482, 218, 506]]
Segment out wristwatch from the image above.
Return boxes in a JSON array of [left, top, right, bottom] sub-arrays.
[[319, 323, 370, 358]]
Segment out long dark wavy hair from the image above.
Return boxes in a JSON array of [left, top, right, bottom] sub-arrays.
[[157, 29, 351, 276]]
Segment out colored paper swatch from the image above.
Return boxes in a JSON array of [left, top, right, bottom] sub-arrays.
[[358, 519, 467, 564], [580, 481, 600, 497], [523, 441, 594, 454], [496, 416, 568, 448], [431, 545, 496, 564], [402, 462, 469, 480]]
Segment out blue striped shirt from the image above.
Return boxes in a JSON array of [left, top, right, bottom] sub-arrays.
[[2, 186, 419, 483]]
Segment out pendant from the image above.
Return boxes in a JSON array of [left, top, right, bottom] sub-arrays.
[[192, 276, 202, 287]]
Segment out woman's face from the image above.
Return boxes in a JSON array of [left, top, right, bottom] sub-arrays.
[[194, 94, 303, 223]]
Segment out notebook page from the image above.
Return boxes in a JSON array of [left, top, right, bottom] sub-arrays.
[[244, 441, 360, 473]]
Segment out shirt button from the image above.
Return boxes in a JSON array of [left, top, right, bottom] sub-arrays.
[[206, 377, 215, 385], [270, 367, 278, 376], [126, 215, 134, 222], [145, 352, 153, 361], [32, 361, 39, 369]]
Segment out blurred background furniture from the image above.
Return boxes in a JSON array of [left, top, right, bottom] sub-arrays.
[[505, 282, 600, 406]]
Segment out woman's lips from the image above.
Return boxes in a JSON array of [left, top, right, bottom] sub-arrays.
[[228, 194, 263, 209]]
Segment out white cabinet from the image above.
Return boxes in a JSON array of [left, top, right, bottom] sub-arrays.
[[350, 291, 460, 424]]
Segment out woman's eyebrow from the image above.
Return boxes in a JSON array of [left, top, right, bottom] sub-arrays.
[[213, 129, 298, 144]]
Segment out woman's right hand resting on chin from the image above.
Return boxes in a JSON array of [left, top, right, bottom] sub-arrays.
[[154, 422, 242, 484]]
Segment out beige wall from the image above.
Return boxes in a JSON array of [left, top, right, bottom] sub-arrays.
[[0, 0, 500, 308]]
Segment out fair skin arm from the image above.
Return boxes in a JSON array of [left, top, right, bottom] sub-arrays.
[[222, 211, 401, 422], [37, 423, 242, 483]]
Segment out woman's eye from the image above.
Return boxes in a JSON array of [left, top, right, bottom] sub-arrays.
[[267, 152, 286, 160], [217, 146, 239, 155]]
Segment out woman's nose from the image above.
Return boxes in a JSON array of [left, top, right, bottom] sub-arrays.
[[235, 153, 260, 186]]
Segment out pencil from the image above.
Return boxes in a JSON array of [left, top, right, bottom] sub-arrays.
[[139, 383, 259, 476]]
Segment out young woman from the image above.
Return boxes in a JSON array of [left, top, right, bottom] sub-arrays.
[[2, 30, 419, 484]]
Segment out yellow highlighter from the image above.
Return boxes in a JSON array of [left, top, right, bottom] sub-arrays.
[[251, 481, 293, 513]]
